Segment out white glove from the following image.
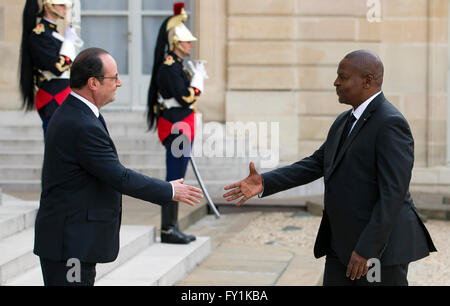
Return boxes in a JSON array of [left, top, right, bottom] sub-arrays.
[[60, 27, 83, 61], [190, 73, 204, 93], [194, 61, 209, 80], [64, 27, 79, 42]]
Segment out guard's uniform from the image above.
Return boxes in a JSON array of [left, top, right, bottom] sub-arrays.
[[147, 2, 205, 244], [30, 19, 72, 129], [157, 52, 200, 150]]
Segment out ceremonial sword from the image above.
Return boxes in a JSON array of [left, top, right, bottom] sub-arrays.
[[189, 157, 221, 218]]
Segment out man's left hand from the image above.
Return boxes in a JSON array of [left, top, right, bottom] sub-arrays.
[[346, 251, 369, 280]]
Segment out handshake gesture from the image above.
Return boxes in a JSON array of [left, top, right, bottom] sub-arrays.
[[223, 162, 263, 206], [171, 178, 204, 206]]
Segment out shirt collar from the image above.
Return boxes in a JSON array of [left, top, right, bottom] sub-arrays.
[[42, 18, 58, 31], [71, 91, 100, 118], [352, 91, 382, 120], [170, 52, 184, 63]]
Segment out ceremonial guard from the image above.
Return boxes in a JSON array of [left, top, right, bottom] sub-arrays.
[[147, 2, 207, 244], [19, 0, 82, 135]]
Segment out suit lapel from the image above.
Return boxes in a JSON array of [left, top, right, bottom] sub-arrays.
[[325, 93, 384, 182], [67, 95, 118, 155], [329, 110, 352, 165]]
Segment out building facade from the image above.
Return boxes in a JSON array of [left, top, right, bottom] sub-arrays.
[[0, 0, 449, 193]]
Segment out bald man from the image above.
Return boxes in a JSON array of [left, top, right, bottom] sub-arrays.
[[224, 50, 436, 286]]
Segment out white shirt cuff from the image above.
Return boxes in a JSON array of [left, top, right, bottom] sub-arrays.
[[258, 176, 265, 198], [170, 182, 175, 199]]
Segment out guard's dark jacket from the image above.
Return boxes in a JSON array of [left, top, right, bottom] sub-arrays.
[[156, 52, 200, 147], [30, 19, 71, 119]]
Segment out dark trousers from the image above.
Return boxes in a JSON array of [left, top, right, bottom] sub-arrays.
[[162, 139, 190, 229], [40, 257, 97, 286], [323, 252, 409, 286]]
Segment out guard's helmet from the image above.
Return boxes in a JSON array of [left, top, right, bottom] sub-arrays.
[[40, 0, 72, 19], [146, 2, 197, 130], [167, 2, 197, 53]]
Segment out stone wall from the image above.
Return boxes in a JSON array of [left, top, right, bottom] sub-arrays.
[[0, 0, 25, 110], [222, 0, 448, 165], [0, 0, 448, 168]]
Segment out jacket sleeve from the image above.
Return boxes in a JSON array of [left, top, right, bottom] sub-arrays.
[[76, 123, 173, 205], [261, 142, 325, 197], [157, 65, 200, 108], [354, 115, 414, 259], [29, 31, 71, 77]]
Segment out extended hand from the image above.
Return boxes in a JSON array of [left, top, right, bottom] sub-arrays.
[[171, 179, 203, 206], [223, 162, 263, 206], [346, 251, 369, 280]]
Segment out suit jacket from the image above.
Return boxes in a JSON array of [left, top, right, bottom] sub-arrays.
[[34, 94, 173, 263], [261, 93, 436, 266]]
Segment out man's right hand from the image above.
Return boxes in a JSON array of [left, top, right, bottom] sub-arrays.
[[170, 179, 203, 206], [223, 162, 263, 206]]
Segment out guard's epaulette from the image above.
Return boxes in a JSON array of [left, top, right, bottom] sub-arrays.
[[164, 55, 175, 66], [32, 23, 45, 35]]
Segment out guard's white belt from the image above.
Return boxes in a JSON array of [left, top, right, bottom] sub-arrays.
[[158, 97, 194, 110], [41, 70, 70, 81]]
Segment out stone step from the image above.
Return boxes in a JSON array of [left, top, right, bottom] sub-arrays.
[[0, 136, 253, 153], [2, 225, 156, 286], [0, 180, 41, 192], [96, 237, 211, 286], [0, 123, 149, 138], [0, 165, 249, 181], [0, 201, 39, 240], [0, 111, 146, 126], [0, 151, 253, 168], [0, 228, 39, 285]]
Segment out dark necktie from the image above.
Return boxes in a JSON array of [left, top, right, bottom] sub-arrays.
[[336, 113, 357, 155], [98, 113, 109, 134]]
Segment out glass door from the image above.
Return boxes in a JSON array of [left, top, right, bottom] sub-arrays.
[[80, 0, 130, 109], [80, 0, 194, 110]]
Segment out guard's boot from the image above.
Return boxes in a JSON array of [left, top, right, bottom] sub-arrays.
[[161, 201, 191, 244]]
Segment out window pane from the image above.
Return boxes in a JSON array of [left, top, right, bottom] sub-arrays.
[[142, 16, 167, 75], [80, 17, 129, 74], [80, 0, 128, 11], [142, 0, 190, 11]]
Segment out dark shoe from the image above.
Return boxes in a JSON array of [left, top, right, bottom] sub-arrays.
[[183, 233, 196, 242], [161, 227, 191, 244]]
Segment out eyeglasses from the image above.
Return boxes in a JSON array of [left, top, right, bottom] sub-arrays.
[[94, 74, 120, 82]]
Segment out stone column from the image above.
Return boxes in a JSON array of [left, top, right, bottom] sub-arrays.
[[196, 0, 227, 122], [0, 0, 25, 110]]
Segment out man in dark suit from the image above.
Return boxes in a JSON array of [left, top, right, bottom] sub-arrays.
[[223, 50, 436, 286], [34, 47, 203, 286]]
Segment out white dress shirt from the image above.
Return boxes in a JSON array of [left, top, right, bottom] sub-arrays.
[[71, 92, 99, 118], [349, 91, 382, 134]]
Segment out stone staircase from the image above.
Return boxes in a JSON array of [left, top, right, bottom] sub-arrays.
[[0, 190, 211, 286]]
